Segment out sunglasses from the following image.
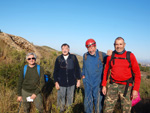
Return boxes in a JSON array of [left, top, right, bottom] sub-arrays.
[[27, 57, 36, 60]]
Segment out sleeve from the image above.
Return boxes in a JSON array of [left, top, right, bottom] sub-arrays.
[[74, 55, 81, 80], [101, 56, 111, 86], [82, 54, 85, 76], [130, 53, 141, 91], [17, 67, 24, 96], [53, 57, 60, 83], [35, 66, 45, 95]]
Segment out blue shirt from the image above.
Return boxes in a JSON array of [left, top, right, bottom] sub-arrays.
[[82, 49, 107, 87]]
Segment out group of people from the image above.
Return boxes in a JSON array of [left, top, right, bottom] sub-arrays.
[[17, 37, 141, 113]]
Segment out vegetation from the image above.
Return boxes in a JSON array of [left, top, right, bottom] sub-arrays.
[[139, 64, 150, 72], [0, 44, 150, 113]]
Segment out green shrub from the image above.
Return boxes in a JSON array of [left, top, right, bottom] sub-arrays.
[[0, 62, 24, 88], [0, 50, 25, 88], [52, 51, 57, 56]]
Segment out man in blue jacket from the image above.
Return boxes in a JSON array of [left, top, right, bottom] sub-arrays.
[[82, 39, 107, 113], [53, 43, 81, 112]]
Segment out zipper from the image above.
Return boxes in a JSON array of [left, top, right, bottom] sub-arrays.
[[66, 60, 69, 85]]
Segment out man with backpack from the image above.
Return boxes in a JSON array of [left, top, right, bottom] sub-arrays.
[[82, 39, 107, 113], [102, 37, 141, 113], [53, 43, 81, 112], [17, 53, 44, 113]]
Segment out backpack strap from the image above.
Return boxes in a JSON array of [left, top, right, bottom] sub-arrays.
[[98, 51, 103, 65], [23, 64, 40, 79], [126, 51, 134, 79], [123, 51, 134, 97], [23, 65, 28, 78], [37, 65, 40, 76], [126, 51, 131, 68], [71, 54, 77, 75], [71, 54, 76, 64], [84, 53, 87, 60]]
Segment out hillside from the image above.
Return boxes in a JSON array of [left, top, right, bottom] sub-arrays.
[[0, 32, 82, 64], [0, 32, 84, 113], [0, 32, 150, 113]]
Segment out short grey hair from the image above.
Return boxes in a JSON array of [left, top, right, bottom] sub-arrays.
[[114, 37, 125, 45], [26, 53, 37, 60]]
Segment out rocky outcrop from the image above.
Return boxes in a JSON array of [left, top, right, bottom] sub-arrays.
[[0, 32, 41, 59]]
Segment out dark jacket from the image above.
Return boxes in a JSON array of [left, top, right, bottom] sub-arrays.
[[53, 53, 81, 87]]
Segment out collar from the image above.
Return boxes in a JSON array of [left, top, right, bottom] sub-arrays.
[[28, 63, 36, 68], [87, 49, 98, 56], [62, 52, 70, 57], [114, 49, 126, 54]]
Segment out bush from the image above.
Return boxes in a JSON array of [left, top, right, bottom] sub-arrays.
[[0, 50, 25, 88], [147, 75, 150, 79], [0, 63, 24, 88]]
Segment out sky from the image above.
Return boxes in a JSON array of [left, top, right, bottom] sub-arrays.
[[0, 0, 150, 62]]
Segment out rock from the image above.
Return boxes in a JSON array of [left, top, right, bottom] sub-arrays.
[[0, 32, 41, 60]]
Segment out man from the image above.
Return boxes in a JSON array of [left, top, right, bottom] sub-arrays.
[[102, 37, 141, 113], [82, 39, 107, 113], [17, 53, 45, 113], [53, 43, 81, 112]]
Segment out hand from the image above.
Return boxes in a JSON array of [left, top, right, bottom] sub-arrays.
[[132, 90, 138, 100], [102, 86, 107, 95], [30, 94, 37, 100], [82, 75, 85, 79], [107, 50, 113, 56], [55, 82, 60, 90], [76, 80, 81, 88], [17, 96, 22, 102]]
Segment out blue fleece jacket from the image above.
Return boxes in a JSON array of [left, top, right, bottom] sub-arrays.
[[82, 49, 107, 87]]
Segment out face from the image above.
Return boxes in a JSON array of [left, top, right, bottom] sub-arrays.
[[61, 45, 70, 56], [26, 55, 36, 65], [114, 39, 126, 53], [87, 46, 97, 55]]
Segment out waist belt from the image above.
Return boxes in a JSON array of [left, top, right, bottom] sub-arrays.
[[110, 76, 133, 97]]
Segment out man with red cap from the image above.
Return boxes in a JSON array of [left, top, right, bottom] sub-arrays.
[[82, 39, 107, 113]]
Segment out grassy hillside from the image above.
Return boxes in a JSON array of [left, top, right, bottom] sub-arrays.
[[0, 38, 84, 113], [0, 36, 150, 112]]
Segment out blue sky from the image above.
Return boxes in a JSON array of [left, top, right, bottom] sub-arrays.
[[0, 0, 150, 62]]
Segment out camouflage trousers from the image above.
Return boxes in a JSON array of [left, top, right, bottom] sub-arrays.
[[103, 83, 132, 113]]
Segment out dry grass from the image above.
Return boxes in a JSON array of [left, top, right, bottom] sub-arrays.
[[0, 79, 84, 113], [0, 85, 23, 113], [1, 76, 150, 113]]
